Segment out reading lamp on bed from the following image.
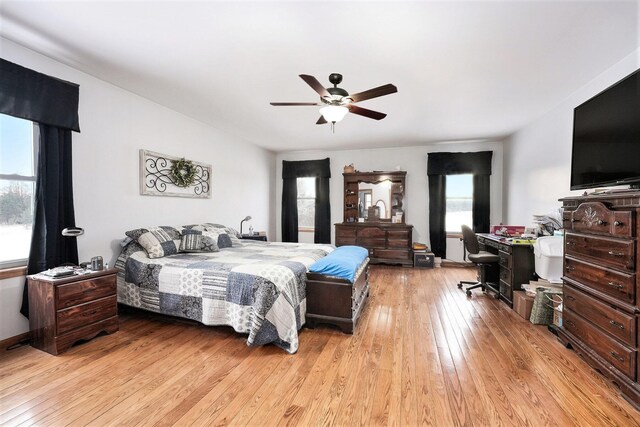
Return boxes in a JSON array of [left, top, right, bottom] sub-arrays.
[[240, 216, 252, 235]]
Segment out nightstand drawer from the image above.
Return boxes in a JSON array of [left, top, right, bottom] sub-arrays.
[[56, 275, 116, 309], [57, 296, 117, 335]]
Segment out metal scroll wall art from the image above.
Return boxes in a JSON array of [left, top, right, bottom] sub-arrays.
[[140, 149, 212, 198]]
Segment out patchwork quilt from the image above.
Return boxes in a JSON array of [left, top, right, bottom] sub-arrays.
[[116, 240, 333, 353]]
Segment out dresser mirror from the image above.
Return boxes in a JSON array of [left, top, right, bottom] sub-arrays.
[[343, 171, 406, 223]]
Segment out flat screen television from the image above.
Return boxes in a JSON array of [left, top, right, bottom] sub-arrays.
[[570, 68, 640, 190]]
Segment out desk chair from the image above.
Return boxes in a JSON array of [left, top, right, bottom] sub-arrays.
[[457, 225, 500, 297]]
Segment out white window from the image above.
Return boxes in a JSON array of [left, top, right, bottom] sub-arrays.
[[445, 174, 473, 234], [297, 177, 316, 231], [0, 114, 37, 268]]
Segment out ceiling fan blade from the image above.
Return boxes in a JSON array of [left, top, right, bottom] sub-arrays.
[[270, 102, 321, 106], [348, 84, 397, 103], [299, 74, 331, 98], [316, 116, 328, 125], [348, 104, 387, 120]]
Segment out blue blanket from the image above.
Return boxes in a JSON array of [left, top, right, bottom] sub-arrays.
[[308, 245, 368, 282]]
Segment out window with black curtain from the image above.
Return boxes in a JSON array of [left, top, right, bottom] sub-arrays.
[[0, 59, 81, 318], [282, 158, 331, 243], [427, 151, 493, 258]]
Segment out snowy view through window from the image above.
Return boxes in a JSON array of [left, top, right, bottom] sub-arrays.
[[445, 174, 473, 233], [297, 177, 316, 229], [0, 114, 36, 267]]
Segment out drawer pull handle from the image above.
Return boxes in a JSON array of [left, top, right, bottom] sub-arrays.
[[614, 220, 622, 227], [566, 241, 575, 246], [609, 320, 625, 330], [608, 251, 625, 257], [565, 266, 575, 271], [565, 295, 576, 301], [610, 351, 625, 362], [571, 218, 580, 223], [607, 282, 623, 290]]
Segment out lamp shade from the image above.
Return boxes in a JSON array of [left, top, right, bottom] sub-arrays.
[[320, 105, 348, 123]]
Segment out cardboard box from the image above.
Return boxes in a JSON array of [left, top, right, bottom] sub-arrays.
[[513, 291, 535, 320]]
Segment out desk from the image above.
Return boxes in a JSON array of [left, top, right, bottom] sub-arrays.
[[477, 234, 536, 307]]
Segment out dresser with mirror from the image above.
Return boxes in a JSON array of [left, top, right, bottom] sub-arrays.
[[335, 170, 413, 266]]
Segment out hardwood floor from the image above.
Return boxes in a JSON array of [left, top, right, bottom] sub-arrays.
[[1, 265, 639, 426]]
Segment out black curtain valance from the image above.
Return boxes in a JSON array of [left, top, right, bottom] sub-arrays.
[[0, 59, 80, 132], [282, 158, 331, 179], [427, 151, 492, 176]]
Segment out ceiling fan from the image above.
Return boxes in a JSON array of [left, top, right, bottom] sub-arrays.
[[270, 73, 397, 131]]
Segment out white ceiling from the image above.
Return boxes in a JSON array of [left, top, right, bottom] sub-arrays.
[[1, 1, 638, 152]]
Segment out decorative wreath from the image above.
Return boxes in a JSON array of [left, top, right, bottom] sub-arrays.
[[170, 158, 197, 187]]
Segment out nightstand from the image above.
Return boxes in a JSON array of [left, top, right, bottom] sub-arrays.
[[28, 268, 118, 355], [241, 234, 267, 242]]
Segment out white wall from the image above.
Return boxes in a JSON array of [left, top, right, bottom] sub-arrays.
[[504, 49, 640, 224], [0, 38, 276, 340], [276, 141, 504, 262]]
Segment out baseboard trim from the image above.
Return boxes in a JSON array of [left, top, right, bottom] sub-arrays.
[[1, 331, 31, 351]]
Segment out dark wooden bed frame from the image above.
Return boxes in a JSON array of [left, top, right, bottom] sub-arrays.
[[304, 260, 370, 334]]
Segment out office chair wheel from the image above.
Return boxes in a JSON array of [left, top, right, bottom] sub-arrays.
[[466, 290, 472, 297], [457, 283, 463, 289]]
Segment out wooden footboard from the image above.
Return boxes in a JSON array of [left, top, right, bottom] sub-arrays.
[[305, 260, 370, 334]]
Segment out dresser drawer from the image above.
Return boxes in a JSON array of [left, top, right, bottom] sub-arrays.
[[570, 202, 634, 238], [564, 256, 635, 304], [387, 230, 409, 239], [564, 285, 636, 347], [335, 226, 356, 238], [564, 309, 636, 380], [565, 232, 635, 271], [336, 237, 356, 247], [358, 227, 386, 238], [387, 239, 409, 248], [57, 295, 117, 335], [56, 275, 116, 309], [357, 238, 386, 249]]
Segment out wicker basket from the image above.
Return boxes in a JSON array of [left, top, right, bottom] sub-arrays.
[[530, 287, 562, 325]]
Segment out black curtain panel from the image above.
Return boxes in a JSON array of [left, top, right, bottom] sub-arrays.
[[281, 178, 299, 243], [281, 158, 331, 243], [20, 125, 79, 317], [472, 175, 491, 233], [314, 177, 331, 243], [0, 59, 80, 132], [427, 151, 493, 258], [428, 175, 447, 258]]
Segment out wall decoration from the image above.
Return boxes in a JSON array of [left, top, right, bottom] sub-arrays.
[[140, 149, 211, 198]]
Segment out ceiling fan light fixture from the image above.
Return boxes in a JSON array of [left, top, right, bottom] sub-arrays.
[[320, 105, 348, 123]]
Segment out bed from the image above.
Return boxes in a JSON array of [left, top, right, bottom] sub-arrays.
[[115, 228, 333, 354]]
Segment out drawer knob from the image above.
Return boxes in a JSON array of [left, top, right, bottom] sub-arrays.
[[609, 320, 625, 330], [566, 241, 575, 246], [571, 218, 580, 223], [565, 266, 575, 271], [607, 281, 623, 290], [608, 251, 625, 257], [610, 351, 625, 362], [614, 220, 622, 227], [596, 219, 606, 226]]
